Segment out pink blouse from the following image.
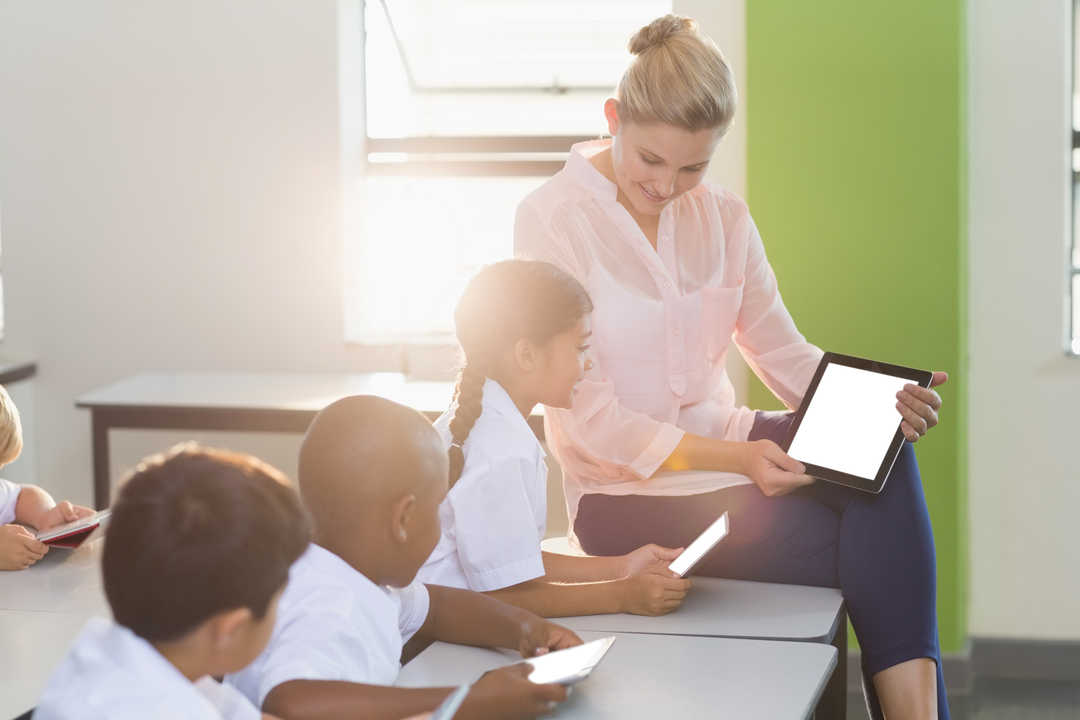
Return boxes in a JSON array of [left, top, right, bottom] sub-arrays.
[[514, 140, 824, 529]]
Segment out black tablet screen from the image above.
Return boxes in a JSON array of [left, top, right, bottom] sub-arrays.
[[531, 643, 600, 686], [794, 367, 902, 479]]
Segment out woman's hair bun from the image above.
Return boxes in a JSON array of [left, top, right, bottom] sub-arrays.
[[628, 14, 698, 56]]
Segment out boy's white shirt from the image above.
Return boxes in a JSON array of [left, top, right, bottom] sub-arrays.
[[34, 617, 260, 720], [0, 478, 21, 524], [418, 378, 547, 592], [225, 544, 430, 708]]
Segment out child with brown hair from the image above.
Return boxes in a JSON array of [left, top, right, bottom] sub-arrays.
[[416, 258, 691, 617], [35, 445, 311, 719]]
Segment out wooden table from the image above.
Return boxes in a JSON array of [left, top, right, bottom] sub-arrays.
[[398, 630, 838, 720], [76, 372, 546, 509]]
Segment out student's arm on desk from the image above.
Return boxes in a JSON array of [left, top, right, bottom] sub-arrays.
[[483, 550, 691, 617], [263, 681, 451, 720], [263, 666, 563, 720], [413, 585, 581, 658], [15, 484, 95, 530]]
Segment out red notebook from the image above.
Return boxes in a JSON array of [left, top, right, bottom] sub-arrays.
[[33, 510, 111, 549]]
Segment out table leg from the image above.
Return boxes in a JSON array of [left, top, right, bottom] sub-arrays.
[[91, 413, 111, 510], [814, 608, 848, 720]]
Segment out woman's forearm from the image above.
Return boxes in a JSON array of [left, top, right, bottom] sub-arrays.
[[658, 433, 748, 474]]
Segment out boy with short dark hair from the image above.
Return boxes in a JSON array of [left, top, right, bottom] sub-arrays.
[[35, 445, 312, 720], [227, 395, 580, 720]]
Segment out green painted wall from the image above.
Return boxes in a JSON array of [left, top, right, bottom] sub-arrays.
[[745, 1, 967, 652]]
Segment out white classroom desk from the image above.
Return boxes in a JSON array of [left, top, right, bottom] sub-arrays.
[[0, 534, 109, 616], [543, 538, 849, 717], [0, 536, 111, 719], [555, 577, 844, 643], [397, 630, 838, 720], [0, 610, 96, 720]]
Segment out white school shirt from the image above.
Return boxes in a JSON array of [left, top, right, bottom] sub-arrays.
[[0, 478, 21, 524], [226, 544, 430, 708], [35, 617, 260, 720], [515, 140, 823, 529], [417, 378, 547, 592]]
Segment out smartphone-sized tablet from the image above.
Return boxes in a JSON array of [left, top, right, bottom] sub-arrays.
[[430, 684, 470, 720], [524, 636, 616, 685], [33, 510, 111, 549], [667, 512, 729, 578]]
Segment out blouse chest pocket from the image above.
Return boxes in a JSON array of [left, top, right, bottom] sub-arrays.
[[700, 279, 744, 363]]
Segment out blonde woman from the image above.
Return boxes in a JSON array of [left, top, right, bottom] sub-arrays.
[[516, 15, 949, 720]]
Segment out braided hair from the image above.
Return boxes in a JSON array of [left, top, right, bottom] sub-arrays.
[[448, 259, 593, 487]]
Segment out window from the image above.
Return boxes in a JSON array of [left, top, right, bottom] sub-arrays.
[[345, 0, 671, 344]]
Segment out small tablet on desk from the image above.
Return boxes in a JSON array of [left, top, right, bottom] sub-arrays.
[[523, 636, 616, 685], [33, 509, 111, 549], [782, 352, 932, 493]]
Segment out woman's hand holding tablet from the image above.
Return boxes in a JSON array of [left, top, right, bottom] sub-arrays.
[[895, 371, 947, 442]]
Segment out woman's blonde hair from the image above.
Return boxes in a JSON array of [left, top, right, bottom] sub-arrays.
[[616, 15, 737, 135], [0, 385, 23, 466]]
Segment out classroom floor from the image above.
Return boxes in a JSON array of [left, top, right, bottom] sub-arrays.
[[847, 678, 1080, 719]]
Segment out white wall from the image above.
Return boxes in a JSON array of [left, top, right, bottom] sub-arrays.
[[0, 0, 748, 512], [968, 0, 1080, 639], [0, 0, 401, 504]]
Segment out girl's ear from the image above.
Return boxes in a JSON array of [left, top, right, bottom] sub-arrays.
[[390, 493, 416, 543], [512, 338, 541, 372], [604, 98, 620, 136]]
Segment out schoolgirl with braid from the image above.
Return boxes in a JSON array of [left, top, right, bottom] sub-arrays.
[[416, 258, 692, 617]]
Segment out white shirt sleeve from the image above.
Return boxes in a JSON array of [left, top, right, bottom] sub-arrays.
[[253, 586, 389, 707], [730, 217, 823, 408], [448, 456, 546, 592], [0, 478, 21, 525], [194, 677, 262, 720], [394, 580, 430, 642]]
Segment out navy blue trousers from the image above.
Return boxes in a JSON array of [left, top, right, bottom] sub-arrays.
[[575, 411, 949, 720]]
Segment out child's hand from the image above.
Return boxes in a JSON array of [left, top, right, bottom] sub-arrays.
[[616, 565, 692, 616], [620, 543, 683, 577], [36, 501, 95, 531], [0, 523, 49, 570], [464, 663, 567, 720], [516, 617, 582, 659]]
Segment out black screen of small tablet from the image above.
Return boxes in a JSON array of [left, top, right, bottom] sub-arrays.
[[531, 643, 600, 686], [794, 367, 902, 479], [669, 518, 730, 574]]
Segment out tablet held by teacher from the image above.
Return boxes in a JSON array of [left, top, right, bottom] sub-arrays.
[[514, 14, 949, 720]]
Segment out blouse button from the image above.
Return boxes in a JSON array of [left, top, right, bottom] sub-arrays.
[[661, 236, 669, 243], [674, 328, 680, 337], [664, 281, 671, 289]]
